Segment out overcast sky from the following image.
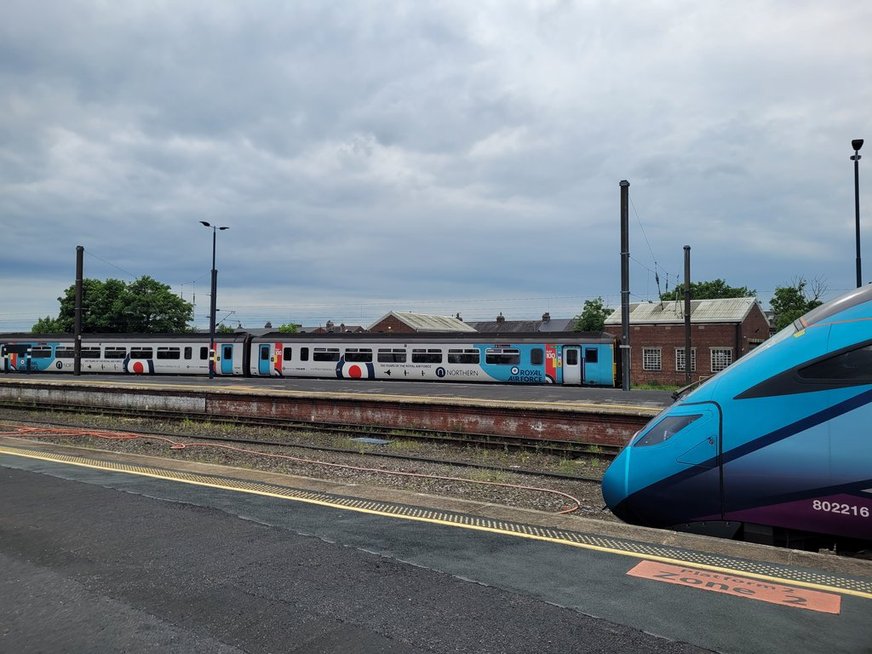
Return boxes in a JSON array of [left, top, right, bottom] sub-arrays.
[[2, 1, 870, 331]]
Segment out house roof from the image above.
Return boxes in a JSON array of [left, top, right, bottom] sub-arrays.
[[368, 311, 477, 332], [468, 318, 576, 333], [604, 297, 760, 325]]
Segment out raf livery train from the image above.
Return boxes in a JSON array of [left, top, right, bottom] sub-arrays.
[[0, 331, 617, 386], [603, 285, 872, 549]]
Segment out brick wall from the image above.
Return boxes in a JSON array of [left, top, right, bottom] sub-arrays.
[[369, 314, 417, 334]]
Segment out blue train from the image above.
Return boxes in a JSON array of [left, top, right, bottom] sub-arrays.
[[602, 285, 872, 548], [0, 332, 618, 386]]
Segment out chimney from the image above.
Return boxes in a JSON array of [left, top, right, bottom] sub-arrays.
[[455, 312, 462, 321], [496, 312, 505, 323], [326, 320, 334, 332], [542, 312, 551, 322]]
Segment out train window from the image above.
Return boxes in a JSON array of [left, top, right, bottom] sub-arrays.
[[412, 349, 442, 364], [798, 344, 872, 382], [199, 347, 208, 360], [130, 348, 153, 360], [81, 348, 100, 359], [635, 414, 702, 447], [448, 349, 480, 364], [584, 348, 599, 364], [300, 347, 310, 362], [30, 347, 53, 359], [157, 347, 181, 360], [283, 347, 293, 361], [345, 348, 373, 363], [530, 348, 544, 366], [485, 348, 520, 365], [313, 348, 341, 362], [260, 347, 270, 361], [105, 347, 127, 359], [564, 349, 579, 366], [55, 347, 76, 359], [378, 348, 406, 363], [184, 347, 192, 360]]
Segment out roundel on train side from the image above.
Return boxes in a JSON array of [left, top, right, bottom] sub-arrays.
[[124, 356, 154, 374], [335, 360, 376, 379]]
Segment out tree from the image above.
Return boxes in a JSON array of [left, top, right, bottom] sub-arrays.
[[770, 277, 826, 331], [31, 316, 65, 333], [32, 276, 193, 333], [573, 297, 612, 332], [276, 323, 300, 334], [660, 278, 755, 301]]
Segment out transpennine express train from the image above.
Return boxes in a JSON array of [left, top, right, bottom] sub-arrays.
[[602, 285, 872, 549], [0, 332, 617, 386]]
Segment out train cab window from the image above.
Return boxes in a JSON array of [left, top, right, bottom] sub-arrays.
[[585, 348, 599, 364], [30, 347, 53, 359], [530, 348, 544, 366], [157, 347, 180, 360], [199, 347, 208, 360], [485, 348, 520, 365], [448, 349, 480, 364], [283, 347, 293, 361], [55, 347, 75, 359], [378, 348, 406, 363], [300, 347, 310, 362], [105, 347, 127, 359], [798, 344, 872, 383], [635, 415, 701, 447], [345, 348, 373, 363], [313, 348, 341, 362], [184, 347, 192, 360], [412, 349, 442, 364], [130, 347, 153, 360], [564, 349, 579, 366]]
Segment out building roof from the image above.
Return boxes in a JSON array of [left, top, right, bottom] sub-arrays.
[[604, 297, 760, 325], [468, 318, 576, 333], [368, 311, 477, 333]]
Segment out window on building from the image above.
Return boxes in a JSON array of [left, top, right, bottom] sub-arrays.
[[313, 348, 341, 362], [674, 347, 697, 372], [448, 349, 480, 364], [530, 348, 544, 365], [345, 348, 373, 363], [377, 348, 406, 363], [485, 348, 520, 365], [711, 348, 733, 372], [412, 348, 442, 364], [642, 348, 662, 371], [156, 347, 181, 360]]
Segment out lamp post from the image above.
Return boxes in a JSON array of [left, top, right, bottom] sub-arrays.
[[200, 221, 229, 379], [852, 139, 864, 288]]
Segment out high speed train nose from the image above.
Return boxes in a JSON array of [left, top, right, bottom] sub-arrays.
[[601, 449, 632, 521]]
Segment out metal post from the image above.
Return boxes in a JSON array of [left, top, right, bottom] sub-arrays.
[[852, 139, 864, 288], [209, 228, 217, 379], [683, 245, 692, 385], [74, 245, 84, 375], [620, 180, 631, 391]]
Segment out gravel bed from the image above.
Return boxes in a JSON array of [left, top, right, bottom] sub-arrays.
[[0, 408, 617, 520]]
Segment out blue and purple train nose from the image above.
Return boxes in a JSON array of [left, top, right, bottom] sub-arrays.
[[601, 447, 635, 523]]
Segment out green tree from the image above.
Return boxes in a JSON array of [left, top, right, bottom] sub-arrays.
[[573, 297, 612, 332], [32, 276, 193, 333], [770, 277, 825, 331], [31, 316, 65, 333], [660, 278, 755, 301], [216, 324, 235, 334], [276, 323, 300, 334]]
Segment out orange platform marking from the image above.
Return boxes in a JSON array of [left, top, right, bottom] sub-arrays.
[[628, 560, 841, 614]]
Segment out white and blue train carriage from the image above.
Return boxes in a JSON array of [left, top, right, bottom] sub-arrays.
[[602, 284, 872, 549], [249, 332, 617, 386], [0, 333, 249, 376]]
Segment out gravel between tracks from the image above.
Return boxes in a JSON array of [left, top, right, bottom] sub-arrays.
[[0, 408, 617, 520]]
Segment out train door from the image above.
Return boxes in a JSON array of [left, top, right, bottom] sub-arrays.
[[258, 344, 271, 375], [221, 344, 234, 375], [563, 347, 582, 385], [1, 345, 6, 372]]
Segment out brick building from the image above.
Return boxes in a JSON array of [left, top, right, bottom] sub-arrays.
[[604, 297, 769, 386], [368, 311, 476, 334]]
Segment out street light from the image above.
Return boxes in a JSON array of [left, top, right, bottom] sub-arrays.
[[200, 220, 230, 379], [852, 139, 864, 288]]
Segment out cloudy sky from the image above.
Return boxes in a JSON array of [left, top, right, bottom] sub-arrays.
[[2, 1, 870, 331]]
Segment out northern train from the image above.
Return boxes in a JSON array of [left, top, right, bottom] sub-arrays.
[[0, 331, 617, 386], [602, 284, 872, 549]]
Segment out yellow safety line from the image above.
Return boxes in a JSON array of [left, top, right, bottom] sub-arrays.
[[2, 444, 867, 600]]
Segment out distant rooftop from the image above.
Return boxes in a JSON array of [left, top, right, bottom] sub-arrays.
[[604, 297, 760, 325], [468, 312, 576, 333], [368, 311, 476, 333]]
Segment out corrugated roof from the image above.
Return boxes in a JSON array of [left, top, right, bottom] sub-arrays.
[[469, 318, 576, 333], [368, 311, 477, 332], [604, 297, 759, 325]]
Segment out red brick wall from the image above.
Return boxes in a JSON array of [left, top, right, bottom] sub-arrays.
[[369, 315, 417, 334]]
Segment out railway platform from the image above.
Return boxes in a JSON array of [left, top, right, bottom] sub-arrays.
[[1, 435, 869, 653], [0, 374, 671, 448]]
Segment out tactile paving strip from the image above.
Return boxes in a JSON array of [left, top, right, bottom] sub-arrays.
[[2, 444, 870, 599]]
